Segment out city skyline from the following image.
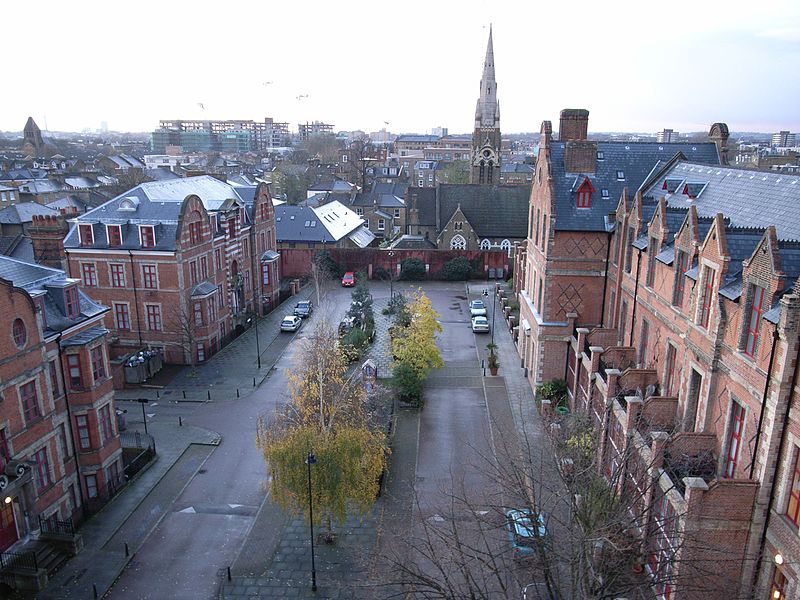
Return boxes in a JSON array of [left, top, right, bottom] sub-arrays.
[[3, 0, 799, 135]]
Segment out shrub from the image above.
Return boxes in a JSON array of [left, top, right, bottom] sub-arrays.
[[440, 256, 472, 281], [341, 329, 369, 361], [538, 379, 567, 401], [392, 361, 423, 407], [373, 266, 390, 280], [399, 258, 425, 281]]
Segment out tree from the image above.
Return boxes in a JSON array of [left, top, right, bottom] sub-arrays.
[[108, 168, 152, 196], [399, 257, 426, 281], [257, 320, 387, 533], [167, 300, 200, 370], [391, 290, 443, 378], [439, 160, 470, 184]]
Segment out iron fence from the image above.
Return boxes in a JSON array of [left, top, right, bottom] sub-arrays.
[[38, 515, 74, 536], [0, 550, 38, 572]]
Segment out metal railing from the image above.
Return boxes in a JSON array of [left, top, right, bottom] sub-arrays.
[[0, 550, 38, 572], [39, 515, 74, 536]]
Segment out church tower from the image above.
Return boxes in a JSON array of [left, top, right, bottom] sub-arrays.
[[471, 26, 501, 185]]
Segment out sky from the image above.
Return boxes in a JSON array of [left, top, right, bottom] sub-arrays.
[[4, 0, 800, 135]]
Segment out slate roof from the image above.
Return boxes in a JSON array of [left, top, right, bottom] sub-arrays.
[[642, 162, 800, 241], [350, 192, 405, 208], [144, 168, 180, 182], [549, 141, 720, 232], [406, 187, 437, 226], [274, 204, 333, 243], [64, 176, 254, 252], [0, 255, 106, 336], [437, 184, 530, 238], [19, 179, 63, 194], [396, 135, 439, 143], [372, 182, 409, 197], [0, 202, 59, 224], [389, 235, 437, 250]]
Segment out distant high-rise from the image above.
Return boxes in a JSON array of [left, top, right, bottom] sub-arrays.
[[656, 128, 679, 143], [470, 26, 501, 185], [150, 118, 290, 153], [772, 130, 796, 148]]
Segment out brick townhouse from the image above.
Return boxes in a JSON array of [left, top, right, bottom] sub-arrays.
[[0, 255, 122, 554], [58, 176, 280, 366], [514, 109, 800, 598]]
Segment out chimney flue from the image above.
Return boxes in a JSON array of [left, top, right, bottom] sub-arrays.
[[559, 109, 590, 142]]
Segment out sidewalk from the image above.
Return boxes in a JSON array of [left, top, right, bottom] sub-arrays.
[[115, 288, 315, 403], [38, 422, 220, 600]]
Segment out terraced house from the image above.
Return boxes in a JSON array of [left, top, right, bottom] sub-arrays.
[[62, 176, 280, 366], [515, 108, 800, 598], [0, 256, 121, 559]]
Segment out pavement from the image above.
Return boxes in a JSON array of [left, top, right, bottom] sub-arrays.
[[33, 280, 556, 600]]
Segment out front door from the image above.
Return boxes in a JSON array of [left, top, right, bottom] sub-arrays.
[[0, 500, 18, 551]]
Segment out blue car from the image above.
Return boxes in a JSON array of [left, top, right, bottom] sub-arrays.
[[505, 508, 547, 560]]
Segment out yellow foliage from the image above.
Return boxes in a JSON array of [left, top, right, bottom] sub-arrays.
[[391, 290, 443, 377]]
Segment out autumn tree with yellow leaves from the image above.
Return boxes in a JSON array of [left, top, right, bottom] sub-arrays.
[[257, 319, 387, 534], [391, 290, 443, 378]]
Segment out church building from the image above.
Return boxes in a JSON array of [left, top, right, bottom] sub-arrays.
[[471, 27, 502, 185]]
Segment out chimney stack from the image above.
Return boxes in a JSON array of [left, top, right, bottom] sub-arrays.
[[29, 214, 67, 271], [559, 109, 590, 141]]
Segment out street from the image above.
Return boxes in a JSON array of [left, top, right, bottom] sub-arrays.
[[102, 280, 545, 599]]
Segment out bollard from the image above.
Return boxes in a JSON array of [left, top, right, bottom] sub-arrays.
[[236, 389, 240, 398], [227, 566, 232, 582], [124, 542, 129, 557], [207, 390, 211, 400], [93, 584, 98, 599], [253, 377, 256, 387], [183, 390, 186, 399], [156, 390, 160, 400], [179, 416, 182, 427]]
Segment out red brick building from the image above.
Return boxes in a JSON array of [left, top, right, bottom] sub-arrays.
[[0, 255, 122, 554], [60, 176, 280, 366], [515, 109, 800, 598]]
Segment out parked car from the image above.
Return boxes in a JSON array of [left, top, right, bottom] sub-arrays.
[[280, 315, 302, 332], [505, 508, 547, 561], [469, 299, 487, 317], [471, 316, 490, 333], [341, 271, 355, 287], [293, 300, 314, 318]]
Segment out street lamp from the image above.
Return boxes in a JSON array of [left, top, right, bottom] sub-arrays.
[[483, 287, 497, 346], [388, 250, 395, 300], [305, 452, 317, 591]]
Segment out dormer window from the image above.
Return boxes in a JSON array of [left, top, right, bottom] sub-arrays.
[[596, 151, 605, 160], [210, 214, 218, 233], [107, 225, 122, 247], [576, 178, 595, 208], [64, 286, 80, 318], [616, 170, 625, 181], [139, 226, 155, 248], [79, 224, 94, 246]]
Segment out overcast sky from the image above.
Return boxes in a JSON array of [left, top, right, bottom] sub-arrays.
[[4, 0, 799, 135]]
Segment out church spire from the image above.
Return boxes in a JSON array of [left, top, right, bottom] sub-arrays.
[[471, 26, 501, 185], [475, 25, 499, 128]]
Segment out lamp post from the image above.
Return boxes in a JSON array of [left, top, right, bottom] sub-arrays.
[[483, 287, 497, 346], [305, 452, 317, 592], [388, 250, 395, 300]]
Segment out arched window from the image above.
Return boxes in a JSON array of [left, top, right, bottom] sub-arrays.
[[500, 239, 511, 251], [480, 239, 491, 250], [188, 210, 203, 244], [450, 234, 467, 250], [479, 161, 485, 184], [487, 161, 494, 184], [12, 319, 26, 348]]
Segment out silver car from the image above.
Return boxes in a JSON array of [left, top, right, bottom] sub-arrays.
[[280, 315, 302, 332], [469, 299, 487, 317], [471, 316, 490, 333]]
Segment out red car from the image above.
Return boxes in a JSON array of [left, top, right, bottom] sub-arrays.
[[341, 271, 355, 287]]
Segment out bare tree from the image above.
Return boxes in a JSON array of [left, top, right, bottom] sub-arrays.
[[166, 300, 200, 370], [378, 404, 756, 600]]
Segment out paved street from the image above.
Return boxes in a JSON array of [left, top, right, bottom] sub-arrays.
[[37, 279, 556, 600]]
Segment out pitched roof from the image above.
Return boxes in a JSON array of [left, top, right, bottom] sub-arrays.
[[405, 187, 437, 226], [550, 141, 720, 231], [64, 175, 254, 251], [275, 200, 365, 243], [437, 184, 530, 238], [643, 162, 800, 241], [0, 202, 59, 224]]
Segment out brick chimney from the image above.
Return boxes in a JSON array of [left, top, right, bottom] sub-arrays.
[[29, 214, 67, 271], [559, 109, 590, 141], [709, 122, 730, 166]]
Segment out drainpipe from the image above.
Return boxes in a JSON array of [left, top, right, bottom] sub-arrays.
[[56, 336, 87, 518], [127, 250, 143, 346], [629, 248, 642, 347], [749, 328, 780, 479], [600, 231, 612, 328], [751, 331, 800, 594]]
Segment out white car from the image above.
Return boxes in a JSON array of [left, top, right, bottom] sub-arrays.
[[469, 299, 487, 317], [471, 316, 490, 333], [280, 315, 302, 332]]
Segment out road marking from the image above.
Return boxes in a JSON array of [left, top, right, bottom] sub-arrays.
[[151, 402, 158, 406], [146, 413, 156, 418], [179, 507, 196, 514]]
